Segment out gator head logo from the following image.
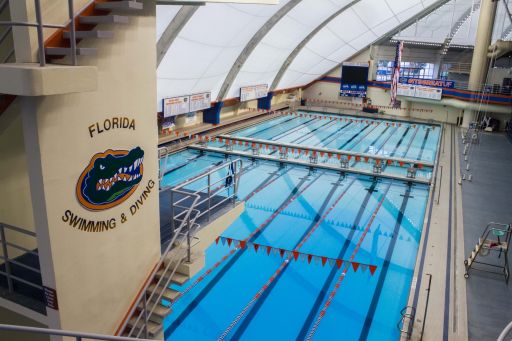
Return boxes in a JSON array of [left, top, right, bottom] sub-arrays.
[[76, 147, 144, 211]]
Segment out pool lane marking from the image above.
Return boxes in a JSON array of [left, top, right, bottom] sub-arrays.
[[311, 121, 353, 149], [304, 181, 392, 341], [296, 179, 380, 339], [289, 120, 338, 145], [342, 119, 382, 151], [166, 165, 286, 303], [217, 177, 358, 340], [390, 126, 412, 157], [399, 125, 420, 159], [358, 183, 412, 340], [338, 124, 371, 150], [243, 115, 296, 138], [417, 127, 431, 161], [238, 118, 318, 153], [162, 153, 205, 176], [349, 126, 391, 167], [164, 172, 322, 337], [268, 117, 318, 141]]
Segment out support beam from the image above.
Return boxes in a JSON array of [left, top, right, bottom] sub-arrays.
[[309, 0, 453, 90], [157, 5, 199, 67], [216, 0, 302, 101], [270, 0, 362, 91], [462, 0, 499, 128]]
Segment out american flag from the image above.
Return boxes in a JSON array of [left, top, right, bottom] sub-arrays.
[[390, 41, 403, 108]]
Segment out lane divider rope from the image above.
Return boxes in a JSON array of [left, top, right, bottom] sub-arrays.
[[305, 182, 392, 340], [217, 178, 360, 340]]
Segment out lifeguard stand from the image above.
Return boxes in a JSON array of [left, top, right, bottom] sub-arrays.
[[464, 222, 511, 283]]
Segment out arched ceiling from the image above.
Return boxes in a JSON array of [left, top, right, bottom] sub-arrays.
[[156, 0, 504, 110], [394, 0, 511, 46]]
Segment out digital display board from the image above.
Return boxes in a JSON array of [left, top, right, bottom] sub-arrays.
[[340, 62, 369, 98]]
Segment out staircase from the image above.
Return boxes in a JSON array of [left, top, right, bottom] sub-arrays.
[[45, 1, 144, 59], [0, 0, 144, 118], [122, 202, 202, 339]]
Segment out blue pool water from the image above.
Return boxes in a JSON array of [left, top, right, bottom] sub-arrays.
[[159, 113, 438, 340], [194, 112, 440, 182]]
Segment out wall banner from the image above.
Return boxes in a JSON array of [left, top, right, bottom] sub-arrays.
[[61, 117, 156, 233]]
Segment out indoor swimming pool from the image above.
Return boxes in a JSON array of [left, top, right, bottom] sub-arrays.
[[193, 111, 440, 182], [158, 113, 440, 340]]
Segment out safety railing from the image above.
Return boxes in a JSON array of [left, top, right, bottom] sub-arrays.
[[0, 222, 43, 295], [0, 0, 79, 66], [498, 321, 512, 341], [168, 158, 243, 230], [0, 0, 14, 63], [0, 324, 151, 341], [120, 158, 242, 338]]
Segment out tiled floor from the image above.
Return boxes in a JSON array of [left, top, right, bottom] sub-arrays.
[[459, 132, 512, 341]]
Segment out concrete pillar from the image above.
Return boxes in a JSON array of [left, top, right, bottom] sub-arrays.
[[462, 0, 498, 127]]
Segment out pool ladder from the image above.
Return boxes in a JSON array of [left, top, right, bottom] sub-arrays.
[[397, 306, 416, 339]]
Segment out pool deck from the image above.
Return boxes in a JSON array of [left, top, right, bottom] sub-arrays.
[[404, 124, 468, 341], [458, 132, 512, 341]]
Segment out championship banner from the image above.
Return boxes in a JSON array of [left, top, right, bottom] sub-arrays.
[[390, 41, 403, 108]]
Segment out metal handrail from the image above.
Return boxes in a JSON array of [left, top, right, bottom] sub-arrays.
[[0, 0, 78, 66], [397, 306, 416, 339], [123, 193, 201, 338], [0, 222, 41, 293], [498, 321, 512, 341], [121, 158, 243, 338], [0, 324, 151, 341]]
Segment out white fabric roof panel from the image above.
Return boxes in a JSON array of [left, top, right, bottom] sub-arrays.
[[394, 0, 511, 45], [277, 0, 437, 89], [156, 0, 472, 107], [227, 0, 354, 97], [157, 2, 288, 110]]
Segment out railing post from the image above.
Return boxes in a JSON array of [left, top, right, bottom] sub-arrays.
[[170, 190, 174, 232], [0, 224, 14, 293], [232, 161, 238, 206], [207, 173, 211, 222], [67, 0, 77, 66], [34, 0, 46, 66], [186, 216, 191, 263], [143, 291, 149, 339]]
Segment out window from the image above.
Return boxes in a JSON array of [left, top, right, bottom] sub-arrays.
[[376, 60, 435, 81]]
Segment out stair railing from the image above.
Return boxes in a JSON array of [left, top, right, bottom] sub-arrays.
[[0, 323, 151, 341], [0, 0, 78, 66], [0, 223, 43, 296], [121, 158, 243, 338], [122, 192, 200, 339]]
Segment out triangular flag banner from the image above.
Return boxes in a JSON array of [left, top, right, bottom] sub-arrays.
[[221, 237, 226, 246], [369, 265, 377, 275], [361, 264, 368, 272], [308, 254, 313, 264], [321, 257, 327, 266], [328, 258, 335, 267], [293, 251, 299, 261], [227, 238, 232, 247], [352, 262, 360, 272], [266, 246, 272, 255], [240, 240, 246, 249], [215, 237, 220, 244], [336, 259, 343, 268], [279, 249, 285, 258], [254, 244, 259, 252]]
